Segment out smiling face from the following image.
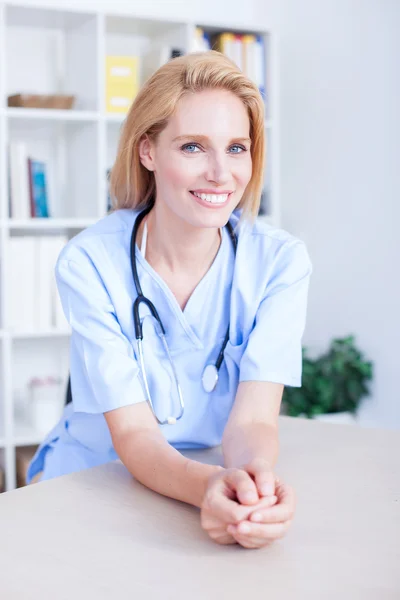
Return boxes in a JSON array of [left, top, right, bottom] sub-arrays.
[[139, 88, 253, 229]]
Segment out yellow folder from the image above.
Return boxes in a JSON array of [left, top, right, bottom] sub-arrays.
[[105, 56, 139, 113]]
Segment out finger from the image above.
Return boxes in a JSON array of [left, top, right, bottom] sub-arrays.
[[207, 528, 237, 545], [246, 461, 276, 497], [228, 526, 277, 550], [249, 494, 295, 524], [228, 519, 292, 540], [231, 532, 274, 549], [275, 481, 296, 510], [224, 469, 260, 505], [231, 534, 268, 549], [246, 494, 278, 514], [203, 490, 253, 525]]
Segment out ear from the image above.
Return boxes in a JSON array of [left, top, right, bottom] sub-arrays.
[[139, 135, 156, 172]]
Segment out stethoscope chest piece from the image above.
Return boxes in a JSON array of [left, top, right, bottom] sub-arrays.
[[131, 207, 237, 423], [202, 364, 219, 393]]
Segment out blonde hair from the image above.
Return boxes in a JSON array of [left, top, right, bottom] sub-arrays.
[[109, 50, 265, 220]]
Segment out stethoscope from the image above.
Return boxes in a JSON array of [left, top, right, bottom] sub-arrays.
[[130, 206, 237, 425]]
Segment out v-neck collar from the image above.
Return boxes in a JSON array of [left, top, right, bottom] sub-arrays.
[[134, 226, 228, 348]]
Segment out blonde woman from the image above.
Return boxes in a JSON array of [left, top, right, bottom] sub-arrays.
[[27, 51, 312, 549]]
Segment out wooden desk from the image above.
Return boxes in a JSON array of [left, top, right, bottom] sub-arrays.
[[0, 416, 399, 599]]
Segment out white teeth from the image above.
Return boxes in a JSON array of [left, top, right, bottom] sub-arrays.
[[192, 191, 229, 204]]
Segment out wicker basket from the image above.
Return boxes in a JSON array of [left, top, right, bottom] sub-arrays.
[[8, 94, 75, 109]]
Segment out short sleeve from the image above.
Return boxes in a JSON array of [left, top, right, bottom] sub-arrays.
[[55, 254, 146, 414], [239, 240, 312, 387]]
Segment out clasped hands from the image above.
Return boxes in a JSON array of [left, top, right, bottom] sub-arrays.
[[201, 458, 295, 549]]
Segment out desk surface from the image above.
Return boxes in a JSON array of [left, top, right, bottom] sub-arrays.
[[0, 416, 399, 600]]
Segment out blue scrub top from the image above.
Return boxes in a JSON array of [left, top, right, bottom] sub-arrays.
[[27, 208, 312, 483]]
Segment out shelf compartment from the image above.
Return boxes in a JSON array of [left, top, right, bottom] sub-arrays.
[[104, 14, 188, 111], [11, 337, 69, 448], [13, 422, 45, 447], [5, 5, 99, 112], [8, 117, 100, 219]]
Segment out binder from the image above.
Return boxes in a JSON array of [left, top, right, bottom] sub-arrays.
[[36, 237, 53, 330], [105, 56, 139, 113], [8, 237, 36, 331], [9, 142, 30, 219], [47, 236, 69, 329]]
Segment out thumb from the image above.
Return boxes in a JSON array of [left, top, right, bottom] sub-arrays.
[[247, 460, 276, 497], [257, 471, 275, 497]]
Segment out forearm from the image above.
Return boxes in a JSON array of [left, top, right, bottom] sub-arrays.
[[222, 422, 279, 469], [115, 430, 222, 508]]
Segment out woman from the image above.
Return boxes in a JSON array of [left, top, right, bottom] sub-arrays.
[[27, 51, 312, 549]]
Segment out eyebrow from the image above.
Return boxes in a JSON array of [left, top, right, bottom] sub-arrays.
[[172, 134, 251, 144]]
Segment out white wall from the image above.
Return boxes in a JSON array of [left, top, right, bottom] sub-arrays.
[[261, 0, 400, 428], [5, 0, 260, 27]]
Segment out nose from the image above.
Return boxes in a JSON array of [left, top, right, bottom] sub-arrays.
[[205, 151, 230, 185]]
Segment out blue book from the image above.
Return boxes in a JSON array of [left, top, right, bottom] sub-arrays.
[[28, 159, 49, 218]]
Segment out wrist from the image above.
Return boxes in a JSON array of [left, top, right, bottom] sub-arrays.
[[184, 459, 224, 508]]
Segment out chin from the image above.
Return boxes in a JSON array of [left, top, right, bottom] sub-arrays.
[[192, 207, 234, 230]]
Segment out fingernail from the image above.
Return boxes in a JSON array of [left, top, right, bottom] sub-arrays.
[[251, 512, 262, 522], [239, 522, 251, 534], [260, 484, 274, 496], [242, 492, 258, 503]]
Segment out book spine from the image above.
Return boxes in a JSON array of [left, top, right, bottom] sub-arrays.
[[9, 142, 30, 219], [8, 237, 36, 331]]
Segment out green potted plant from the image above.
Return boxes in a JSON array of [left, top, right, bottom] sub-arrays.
[[281, 335, 373, 424]]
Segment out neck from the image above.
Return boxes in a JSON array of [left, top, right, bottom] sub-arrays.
[[140, 204, 221, 274]]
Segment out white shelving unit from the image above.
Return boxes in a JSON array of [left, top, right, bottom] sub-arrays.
[[0, 1, 279, 492]]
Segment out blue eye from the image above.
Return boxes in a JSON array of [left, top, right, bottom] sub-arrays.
[[229, 145, 246, 153], [182, 143, 201, 153], [181, 143, 247, 154]]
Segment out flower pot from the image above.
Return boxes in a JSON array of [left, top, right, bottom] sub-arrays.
[[313, 411, 357, 425]]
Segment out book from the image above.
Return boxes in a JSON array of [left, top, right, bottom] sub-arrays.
[[191, 28, 211, 52], [28, 158, 49, 218], [213, 32, 266, 101], [46, 236, 69, 330], [106, 168, 112, 212], [8, 237, 37, 331], [7, 236, 68, 332], [9, 142, 30, 219], [36, 237, 53, 330], [141, 46, 184, 83]]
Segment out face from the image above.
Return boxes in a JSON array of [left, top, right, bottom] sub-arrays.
[[139, 89, 252, 229]]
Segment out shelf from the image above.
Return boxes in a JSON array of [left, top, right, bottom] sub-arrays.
[[13, 422, 45, 447], [10, 329, 71, 340], [105, 112, 126, 123], [5, 107, 99, 122], [3, 218, 98, 230], [105, 14, 184, 38], [0, 4, 277, 495], [104, 114, 272, 127], [6, 5, 96, 31]]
